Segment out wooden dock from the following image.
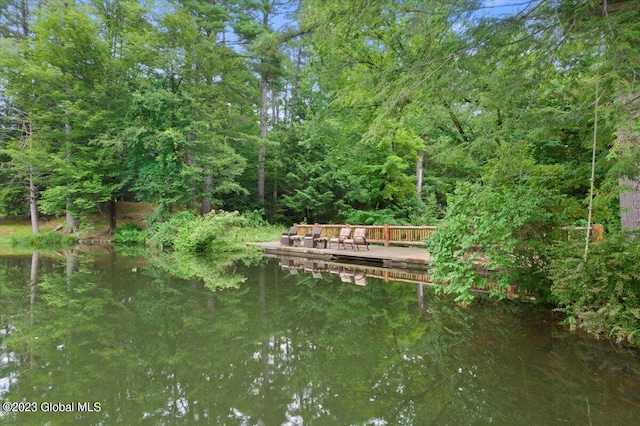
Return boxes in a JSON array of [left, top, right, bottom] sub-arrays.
[[253, 242, 431, 271]]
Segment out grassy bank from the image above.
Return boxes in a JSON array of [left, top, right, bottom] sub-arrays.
[[0, 202, 155, 251], [1, 203, 284, 253]]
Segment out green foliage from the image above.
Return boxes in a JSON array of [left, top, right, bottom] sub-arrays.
[[146, 211, 196, 250], [240, 209, 270, 227], [113, 221, 146, 245], [143, 210, 277, 254], [340, 194, 442, 226], [340, 207, 403, 226], [426, 180, 562, 304], [173, 211, 247, 254], [549, 233, 640, 345], [0, 185, 25, 216]]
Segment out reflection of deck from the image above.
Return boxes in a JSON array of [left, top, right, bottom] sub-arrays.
[[253, 242, 431, 271], [276, 254, 521, 299], [277, 256, 431, 287], [257, 242, 521, 299]]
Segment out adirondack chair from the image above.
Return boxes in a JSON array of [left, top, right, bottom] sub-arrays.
[[344, 227, 369, 250], [329, 227, 352, 249], [280, 225, 299, 246]]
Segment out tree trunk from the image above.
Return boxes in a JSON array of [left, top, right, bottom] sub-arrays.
[[201, 171, 213, 214], [271, 88, 278, 125], [618, 94, 640, 231], [108, 197, 117, 235], [619, 177, 640, 230], [258, 72, 268, 204], [272, 167, 278, 220], [416, 150, 424, 198], [29, 166, 39, 234], [290, 47, 303, 122], [24, 121, 39, 234], [19, 0, 30, 38], [65, 198, 77, 233], [65, 119, 76, 233], [187, 147, 196, 209]]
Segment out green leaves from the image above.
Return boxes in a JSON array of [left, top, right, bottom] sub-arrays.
[[426, 144, 569, 303], [549, 233, 640, 345]]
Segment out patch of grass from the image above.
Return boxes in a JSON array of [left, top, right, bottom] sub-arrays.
[[233, 224, 284, 243], [9, 232, 76, 249], [0, 202, 156, 243], [0, 217, 67, 252], [0, 217, 61, 238]]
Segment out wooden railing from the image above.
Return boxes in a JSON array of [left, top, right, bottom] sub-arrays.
[[294, 224, 437, 247], [562, 224, 604, 242], [292, 223, 604, 247]]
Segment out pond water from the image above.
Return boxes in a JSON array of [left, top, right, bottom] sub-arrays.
[[1, 250, 639, 425]]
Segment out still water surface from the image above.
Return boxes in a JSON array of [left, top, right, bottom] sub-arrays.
[[1, 250, 639, 425]]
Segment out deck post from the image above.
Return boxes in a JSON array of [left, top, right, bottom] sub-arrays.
[[384, 224, 390, 247], [592, 224, 604, 241]]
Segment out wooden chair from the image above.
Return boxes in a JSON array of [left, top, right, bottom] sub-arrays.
[[329, 227, 352, 249], [280, 225, 298, 246], [344, 227, 369, 250]]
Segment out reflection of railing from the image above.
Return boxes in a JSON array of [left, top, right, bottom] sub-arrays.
[[279, 256, 526, 299], [279, 256, 431, 287], [294, 224, 436, 247]]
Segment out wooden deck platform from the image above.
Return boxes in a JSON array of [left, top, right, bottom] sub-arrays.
[[253, 242, 431, 271]]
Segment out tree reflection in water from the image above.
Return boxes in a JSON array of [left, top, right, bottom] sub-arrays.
[[0, 253, 638, 425]]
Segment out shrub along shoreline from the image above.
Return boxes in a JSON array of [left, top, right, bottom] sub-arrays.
[[114, 210, 283, 253]]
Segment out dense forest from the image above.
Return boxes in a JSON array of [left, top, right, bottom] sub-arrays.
[[1, 1, 639, 342]]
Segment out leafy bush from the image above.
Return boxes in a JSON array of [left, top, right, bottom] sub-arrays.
[[549, 233, 640, 345], [173, 211, 247, 253], [114, 221, 146, 245], [142, 209, 282, 254], [146, 211, 196, 250], [426, 182, 561, 303], [242, 209, 269, 227]]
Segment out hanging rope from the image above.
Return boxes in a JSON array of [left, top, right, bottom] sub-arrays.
[[585, 74, 601, 261]]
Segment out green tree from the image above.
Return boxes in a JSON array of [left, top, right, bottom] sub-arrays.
[[122, 5, 247, 213], [0, 0, 38, 230], [1, 0, 145, 232], [287, 0, 479, 223]]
